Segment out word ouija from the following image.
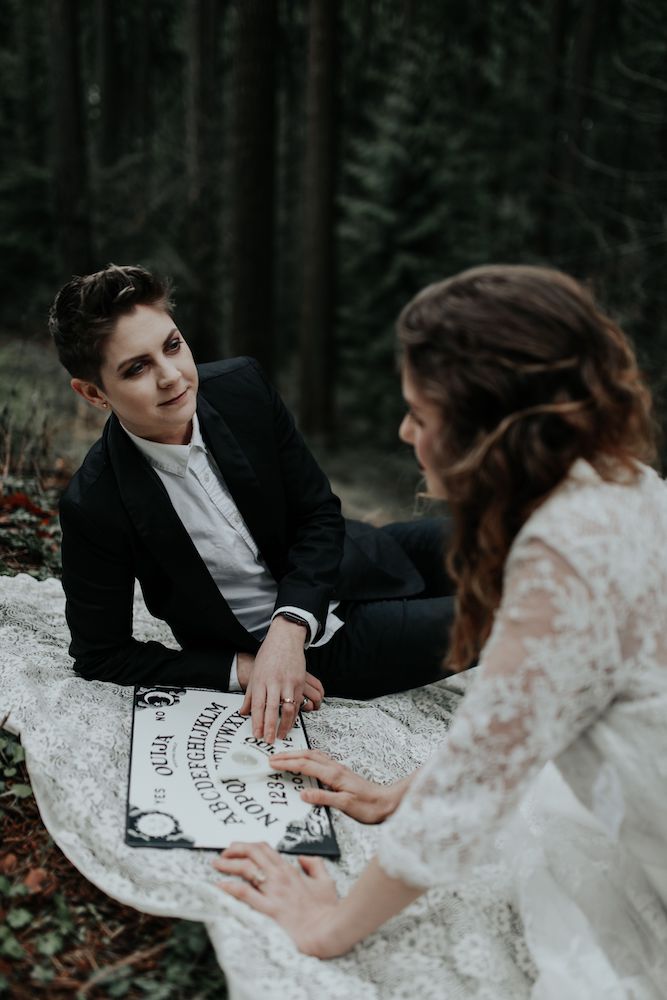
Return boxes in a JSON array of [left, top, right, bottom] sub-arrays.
[[150, 734, 174, 776]]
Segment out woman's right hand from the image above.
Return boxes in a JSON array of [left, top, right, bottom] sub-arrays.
[[270, 749, 403, 824]]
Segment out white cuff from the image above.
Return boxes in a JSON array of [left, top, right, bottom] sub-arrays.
[[271, 606, 317, 648], [228, 654, 242, 692]]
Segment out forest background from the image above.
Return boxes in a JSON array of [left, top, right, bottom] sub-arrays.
[[0, 0, 666, 996], [2, 0, 667, 455]]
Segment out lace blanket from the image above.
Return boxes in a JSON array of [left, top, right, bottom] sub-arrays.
[[0, 574, 532, 1000]]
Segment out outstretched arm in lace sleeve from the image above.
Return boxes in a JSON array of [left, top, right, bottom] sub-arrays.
[[376, 537, 624, 888], [214, 537, 627, 958]]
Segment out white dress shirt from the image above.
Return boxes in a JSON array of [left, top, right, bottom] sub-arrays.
[[123, 415, 343, 688]]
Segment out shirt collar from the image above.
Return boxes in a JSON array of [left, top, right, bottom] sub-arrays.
[[122, 413, 207, 477]]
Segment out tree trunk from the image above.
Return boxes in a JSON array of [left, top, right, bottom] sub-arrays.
[[538, 0, 571, 255], [128, 0, 151, 156], [559, 0, 604, 194], [18, 0, 47, 164], [95, 0, 122, 167], [273, 0, 303, 361], [185, 0, 222, 361], [229, 0, 277, 374], [298, 0, 338, 436], [49, 0, 93, 275]]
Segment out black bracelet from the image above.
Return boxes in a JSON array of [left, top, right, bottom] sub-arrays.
[[275, 611, 310, 640]]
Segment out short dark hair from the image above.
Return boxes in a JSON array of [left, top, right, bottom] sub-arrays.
[[49, 264, 174, 385]]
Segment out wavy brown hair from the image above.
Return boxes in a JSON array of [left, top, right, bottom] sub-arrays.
[[397, 264, 657, 671]]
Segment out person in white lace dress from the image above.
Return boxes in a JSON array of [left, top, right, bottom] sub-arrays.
[[214, 265, 667, 996]]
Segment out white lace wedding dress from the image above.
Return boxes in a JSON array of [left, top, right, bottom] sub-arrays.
[[2, 458, 666, 998], [378, 458, 667, 999]]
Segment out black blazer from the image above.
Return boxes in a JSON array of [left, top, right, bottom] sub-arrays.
[[59, 358, 423, 688]]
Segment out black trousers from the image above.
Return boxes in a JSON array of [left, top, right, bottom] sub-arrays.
[[307, 518, 456, 699]]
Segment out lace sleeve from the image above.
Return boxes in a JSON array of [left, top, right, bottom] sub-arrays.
[[377, 537, 625, 888]]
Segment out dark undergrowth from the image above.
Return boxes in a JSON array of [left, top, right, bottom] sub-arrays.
[[0, 456, 227, 996], [0, 737, 225, 997]]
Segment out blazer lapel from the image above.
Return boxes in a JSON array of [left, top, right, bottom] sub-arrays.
[[105, 416, 252, 645], [196, 394, 283, 578]]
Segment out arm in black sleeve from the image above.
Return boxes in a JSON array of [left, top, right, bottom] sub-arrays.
[[251, 361, 345, 634], [60, 495, 237, 688]]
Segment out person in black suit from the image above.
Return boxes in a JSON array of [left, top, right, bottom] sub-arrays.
[[49, 265, 456, 742]]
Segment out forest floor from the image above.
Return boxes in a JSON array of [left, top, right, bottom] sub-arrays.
[[0, 333, 425, 997]]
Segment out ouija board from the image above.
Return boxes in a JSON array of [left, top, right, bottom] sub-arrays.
[[126, 686, 339, 857]]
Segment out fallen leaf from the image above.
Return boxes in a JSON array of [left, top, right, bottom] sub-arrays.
[[36, 930, 63, 957], [7, 907, 32, 929], [0, 493, 49, 518], [0, 854, 18, 874], [0, 932, 24, 960], [24, 868, 48, 894], [7, 783, 32, 799]]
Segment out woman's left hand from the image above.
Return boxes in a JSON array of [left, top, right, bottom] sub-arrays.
[[213, 842, 344, 958]]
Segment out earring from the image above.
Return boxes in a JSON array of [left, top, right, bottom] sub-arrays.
[[102, 402, 109, 409]]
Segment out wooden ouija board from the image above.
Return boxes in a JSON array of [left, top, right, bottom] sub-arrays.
[[126, 686, 339, 857]]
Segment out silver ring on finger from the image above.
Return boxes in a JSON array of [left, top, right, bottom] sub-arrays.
[[301, 696, 310, 707], [250, 867, 267, 890]]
